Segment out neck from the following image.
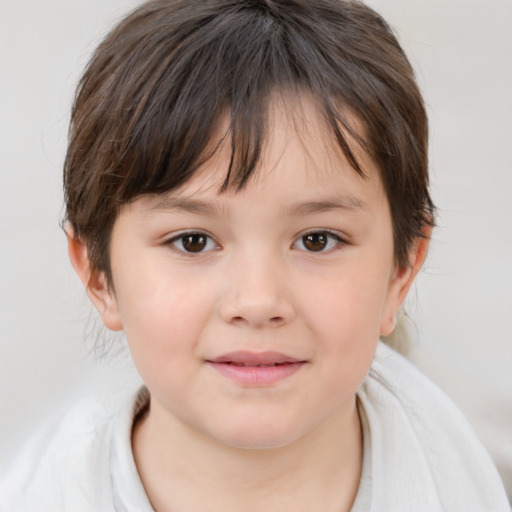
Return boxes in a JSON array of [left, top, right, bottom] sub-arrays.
[[132, 396, 363, 512]]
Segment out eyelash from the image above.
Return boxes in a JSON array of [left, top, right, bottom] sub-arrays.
[[164, 230, 347, 254]]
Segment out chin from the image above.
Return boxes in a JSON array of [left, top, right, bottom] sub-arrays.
[[210, 419, 308, 451]]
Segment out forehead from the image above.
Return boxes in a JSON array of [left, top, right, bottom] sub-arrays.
[[135, 94, 387, 217]]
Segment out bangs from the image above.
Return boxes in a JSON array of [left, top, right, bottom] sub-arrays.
[[67, 1, 370, 208]]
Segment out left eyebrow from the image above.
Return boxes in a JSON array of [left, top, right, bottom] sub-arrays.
[[285, 197, 368, 216]]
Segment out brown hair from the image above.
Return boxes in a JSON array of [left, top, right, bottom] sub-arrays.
[[64, 0, 434, 285]]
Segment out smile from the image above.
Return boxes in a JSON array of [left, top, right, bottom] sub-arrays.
[[206, 351, 307, 386]]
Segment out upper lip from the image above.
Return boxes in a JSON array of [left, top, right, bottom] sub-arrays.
[[207, 351, 306, 365]]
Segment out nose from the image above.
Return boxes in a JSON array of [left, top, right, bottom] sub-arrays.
[[219, 255, 296, 328]]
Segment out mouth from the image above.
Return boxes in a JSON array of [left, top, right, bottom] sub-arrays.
[[206, 351, 307, 386]]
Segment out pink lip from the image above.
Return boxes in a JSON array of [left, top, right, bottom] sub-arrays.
[[206, 351, 307, 386]]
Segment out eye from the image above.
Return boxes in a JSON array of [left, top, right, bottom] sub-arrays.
[[294, 231, 344, 252], [167, 232, 218, 253]]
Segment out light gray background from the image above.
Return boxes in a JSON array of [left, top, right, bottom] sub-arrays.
[[1, 0, 511, 496]]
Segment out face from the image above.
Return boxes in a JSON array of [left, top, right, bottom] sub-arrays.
[[76, 97, 421, 450]]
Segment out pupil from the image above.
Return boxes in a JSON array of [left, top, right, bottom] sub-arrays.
[[304, 233, 327, 251], [183, 234, 206, 252]]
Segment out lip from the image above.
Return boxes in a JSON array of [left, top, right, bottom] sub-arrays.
[[206, 351, 307, 386]]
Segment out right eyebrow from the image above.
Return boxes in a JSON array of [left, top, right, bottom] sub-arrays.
[[145, 197, 227, 216]]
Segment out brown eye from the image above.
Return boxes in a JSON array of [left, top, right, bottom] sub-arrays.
[[302, 233, 328, 251], [295, 231, 344, 252], [169, 232, 217, 253], [182, 234, 207, 252]]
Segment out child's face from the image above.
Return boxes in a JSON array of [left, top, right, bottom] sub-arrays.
[[83, 98, 419, 450]]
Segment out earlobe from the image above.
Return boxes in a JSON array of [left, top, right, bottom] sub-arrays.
[[66, 226, 123, 332], [380, 228, 431, 336]]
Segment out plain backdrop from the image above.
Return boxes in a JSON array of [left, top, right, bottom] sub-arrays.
[[1, 0, 511, 496]]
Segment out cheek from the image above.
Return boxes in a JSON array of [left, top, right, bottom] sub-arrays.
[[300, 261, 392, 385], [308, 268, 390, 341], [112, 263, 218, 380]]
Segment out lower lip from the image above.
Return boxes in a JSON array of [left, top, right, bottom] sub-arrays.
[[207, 362, 305, 386]]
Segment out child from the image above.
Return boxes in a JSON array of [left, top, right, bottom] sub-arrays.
[[1, 0, 509, 510]]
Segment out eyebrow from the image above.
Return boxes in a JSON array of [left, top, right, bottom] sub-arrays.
[[286, 197, 368, 216], [146, 197, 227, 216], [146, 195, 367, 217]]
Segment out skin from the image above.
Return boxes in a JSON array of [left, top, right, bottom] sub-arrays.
[[68, 96, 429, 512]]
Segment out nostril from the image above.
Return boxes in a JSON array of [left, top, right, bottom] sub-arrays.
[[229, 315, 285, 327]]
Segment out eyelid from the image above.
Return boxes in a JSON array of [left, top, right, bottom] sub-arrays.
[[165, 229, 215, 239]]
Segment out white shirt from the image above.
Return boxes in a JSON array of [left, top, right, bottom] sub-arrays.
[[1, 342, 509, 511]]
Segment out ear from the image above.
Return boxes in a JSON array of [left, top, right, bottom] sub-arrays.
[[380, 227, 432, 336], [66, 226, 123, 332]]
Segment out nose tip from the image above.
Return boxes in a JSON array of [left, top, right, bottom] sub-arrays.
[[219, 268, 295, 328]]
